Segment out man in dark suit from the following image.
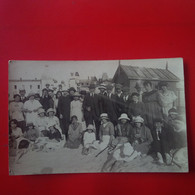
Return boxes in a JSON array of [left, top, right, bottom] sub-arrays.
[[83, 84, 100, 139], [19, 89, 28, 103], [104, 84, 118, 126], [114, 84, 124, 118], [97, 84, 107, 114], [58, 89, 73, 139], [121, 86, 132, 114]]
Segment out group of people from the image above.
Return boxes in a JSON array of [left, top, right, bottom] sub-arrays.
[[9, 80, 187, 168]]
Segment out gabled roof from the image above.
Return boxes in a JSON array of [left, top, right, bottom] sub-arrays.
[[119, 65, 180, 81]]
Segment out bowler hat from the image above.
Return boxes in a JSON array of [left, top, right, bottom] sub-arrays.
[[89, 84, 96, 89]]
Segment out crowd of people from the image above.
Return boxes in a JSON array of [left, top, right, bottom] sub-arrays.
[[9, 80, 187, 169]]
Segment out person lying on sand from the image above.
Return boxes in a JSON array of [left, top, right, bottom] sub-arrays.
[[101, 137, 141, 172]]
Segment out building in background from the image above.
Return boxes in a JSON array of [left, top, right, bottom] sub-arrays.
[[112, 62, 185, 110], [9, 78, 42, 100]]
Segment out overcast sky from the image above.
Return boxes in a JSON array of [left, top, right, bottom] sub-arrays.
[[9, 58, 184, 84]]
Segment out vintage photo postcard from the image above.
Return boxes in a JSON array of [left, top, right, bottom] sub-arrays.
[[8, 58, 188, 175]]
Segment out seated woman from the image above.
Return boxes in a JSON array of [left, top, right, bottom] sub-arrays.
[[93, 113, 115, 150], [24, 123, 39, 142], [115, 113, 133, 142], [34, 108, 48, 136], [9, 119, 30, 151], [46, 108, 62, 134], [65, 115, 83, 149], [82, 124, 96, 155], [131, 116, 153, 155]]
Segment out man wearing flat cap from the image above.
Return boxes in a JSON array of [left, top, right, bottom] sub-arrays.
[[83, 83, 100, 139]]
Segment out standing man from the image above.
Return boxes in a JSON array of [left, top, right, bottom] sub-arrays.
[[114, 83, 124, 118], [104, 84, 118, 126], [97, 84, 107, 114], [58, 89, 72, 139], [19, 89, 28, 103], [121, 86, 132, 114], [40, 88, 51, 111], [83, 84, 100, 139]]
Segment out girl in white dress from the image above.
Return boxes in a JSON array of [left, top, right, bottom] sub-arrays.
[[70, 92, 83, 123]]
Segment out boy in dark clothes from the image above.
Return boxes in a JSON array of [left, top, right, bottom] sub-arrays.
[[152, 118, 173, 165]]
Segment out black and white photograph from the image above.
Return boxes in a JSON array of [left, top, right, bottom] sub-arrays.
[[8, 58, 188, 175]]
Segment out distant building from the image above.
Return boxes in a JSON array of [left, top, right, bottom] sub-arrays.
[[9, 78, 42, 100], [112, 64, 184, 109]]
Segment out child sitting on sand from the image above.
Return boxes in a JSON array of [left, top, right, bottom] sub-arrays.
[[24, 123, 39, 142], [82, 124, 96, 155]]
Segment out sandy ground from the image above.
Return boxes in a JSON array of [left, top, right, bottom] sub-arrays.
[[9, 145, 187, 175]]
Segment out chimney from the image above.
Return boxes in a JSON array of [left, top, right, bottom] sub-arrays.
[[166, 61, 168, 70]]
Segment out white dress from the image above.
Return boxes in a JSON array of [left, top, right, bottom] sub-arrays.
[[23, 100, 42, 125], [46, 116, 62, 134], [70, 100, 83, 122], [158, 90, 177, 116], [35, 116, 48, 132], [83, 132, 96, 148]]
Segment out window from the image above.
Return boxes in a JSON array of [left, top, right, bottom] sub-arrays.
[[30, 85, 32, 89], [38, 85, 40, 89], [14, 85, 17, 89]]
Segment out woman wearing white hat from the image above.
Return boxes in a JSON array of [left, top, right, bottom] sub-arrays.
[[93, 113, 115, 150], [34, 108, 48, 136], [115, 113, 133, 142], [131, 116, 153, 155], [23, 92, 42, 125], [46, 108, 62, 134]]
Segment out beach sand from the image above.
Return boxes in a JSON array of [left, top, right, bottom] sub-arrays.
[[9, 146, 185, 175]]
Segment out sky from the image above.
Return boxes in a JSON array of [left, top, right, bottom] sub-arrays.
[[9, 58, 184, 84]]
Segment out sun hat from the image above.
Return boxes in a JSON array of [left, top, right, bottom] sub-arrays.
[[118, 113, 130, 121], [98, 84, 106, 90], [89, 84, 96, 89], [73, 92, 81, 97], [100, 113, 109, 120], [86, 124, 95, 130], [69, 87, 76, 92], [46, 108, 56, 115], [38, 108, 45, 115], [28, 92, 36, 98], [133, 116, 144, 123]]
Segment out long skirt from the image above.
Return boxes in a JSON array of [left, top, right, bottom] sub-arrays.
[[94, 135, 110, 150]]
